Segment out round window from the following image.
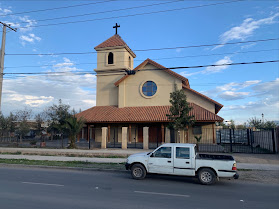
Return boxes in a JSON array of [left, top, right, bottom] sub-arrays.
[[142, 81, 157, 97]]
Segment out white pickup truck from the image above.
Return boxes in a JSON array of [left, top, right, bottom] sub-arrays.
[[125, 143, 239, 185]]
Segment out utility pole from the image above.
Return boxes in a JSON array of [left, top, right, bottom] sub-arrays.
[[0, 22, 17, 112]]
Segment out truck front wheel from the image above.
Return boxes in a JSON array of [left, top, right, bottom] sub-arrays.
[[131, 164, 146, 180], [198, 168, 216, 185]]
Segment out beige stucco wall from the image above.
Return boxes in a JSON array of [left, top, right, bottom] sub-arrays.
[[96, 47, 134, 71], [183, 88, 215, 113], [95, 47, 135, 106], [93, 125, 139, 143], [94, 126, 102, 142], [178, 124, 216, 144], [118, 63, 182, 107], [96, 73, 124, 106]]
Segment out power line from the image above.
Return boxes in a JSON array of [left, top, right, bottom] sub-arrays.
[[0, 0, 114, 17], [3, 60, 279, 76], [16, 1, 182, 24], [4, 48, 279, 69], [18, 0, 243, 29], [6, 38, 278, 56]]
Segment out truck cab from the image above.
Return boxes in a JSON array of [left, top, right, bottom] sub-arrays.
[[125, 143, 239, 185]]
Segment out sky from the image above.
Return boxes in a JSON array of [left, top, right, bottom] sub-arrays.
[[0, 0, 278, 124]]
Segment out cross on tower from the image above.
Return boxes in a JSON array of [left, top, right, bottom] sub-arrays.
[[113, 23, 120, 34]]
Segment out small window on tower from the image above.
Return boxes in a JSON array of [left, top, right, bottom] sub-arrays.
[[129, 56, 131, 68], [108, 52, 114, 64]]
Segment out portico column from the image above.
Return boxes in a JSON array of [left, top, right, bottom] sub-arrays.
[[165, 127, 170, 143], [101, 127, 107, 149], [161, 124, 165, 144], [82, 128, 85, 139], [89, 127, 92, 139], [143, 127, 149, 150], [122, 127, 128, 149], [87, 124, 90, 142]]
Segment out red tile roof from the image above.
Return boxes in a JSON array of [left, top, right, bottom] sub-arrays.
[[114, 58, 190, 87], [94, 34, 136, 57], [76, 103, 223, 123]]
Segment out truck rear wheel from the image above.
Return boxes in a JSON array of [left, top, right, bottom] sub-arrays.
[[198, 168, 216, 185], [131, 164, 146, 180]]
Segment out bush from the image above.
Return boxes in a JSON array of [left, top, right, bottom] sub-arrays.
[[30, 141, 37, 145]]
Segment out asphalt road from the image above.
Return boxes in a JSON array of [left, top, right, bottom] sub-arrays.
[[0, 166, 278, 209]]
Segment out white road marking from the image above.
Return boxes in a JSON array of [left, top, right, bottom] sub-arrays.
[[134, 191, 190, 197], [21, 182, 64, 187]]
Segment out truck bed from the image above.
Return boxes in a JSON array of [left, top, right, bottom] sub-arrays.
[[197, 153, 234, 161]]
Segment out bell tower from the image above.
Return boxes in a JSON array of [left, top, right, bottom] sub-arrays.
[[94, 28, 136, 106]]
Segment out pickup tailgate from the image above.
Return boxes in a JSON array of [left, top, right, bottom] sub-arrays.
[[196, 154, 237, 178]]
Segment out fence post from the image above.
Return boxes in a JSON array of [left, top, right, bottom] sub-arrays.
[[272, 128, 276, 153], [219, 130, 222, 144], [247, 129, 250, 145], [250, 129, 254, 153], [229, 129, 233, 153]]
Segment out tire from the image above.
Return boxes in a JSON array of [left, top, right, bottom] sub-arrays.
[[131, 164, 146, 180], [198, 168, 216, 185]]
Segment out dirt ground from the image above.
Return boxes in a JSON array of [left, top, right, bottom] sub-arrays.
[[237, 170, 279, 185], [233, 153, 279, 164]]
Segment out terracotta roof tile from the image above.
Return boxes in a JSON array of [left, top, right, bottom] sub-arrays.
[[94, 34, 136, 57], [76, 103, 223, 123]]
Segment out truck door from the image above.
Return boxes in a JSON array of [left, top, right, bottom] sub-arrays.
[[173, 147, 195, 176], [148, 146, 173, 174]]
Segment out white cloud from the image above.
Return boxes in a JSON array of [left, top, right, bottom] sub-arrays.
[[217, 78, 279, 122], [203, 56, 232, 74], [2, 58, 97, 115], [17, 16, 37, 32], [0, 8, 12, 15], [9, 94, 54, 107], [180, 56, 233, 77], [213, 12, 279, 50], [19, 33, 41, 45], [218, 91, 250, 100], [202, 80, 262, 100]]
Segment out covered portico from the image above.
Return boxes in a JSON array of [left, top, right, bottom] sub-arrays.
[[76, 104, 223, 150]]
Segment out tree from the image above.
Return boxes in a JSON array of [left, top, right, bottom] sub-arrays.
[[15, 109, 32, 142], [167, 85, 195, 133], [247, 117, 263, 129], [64, 115, 85, 149], [236, 123, 247, 129], [7, 113, 17, 139], [0, 113, 8, 137], [46, 99, 71, 147], [35, 112, 47, 141], [229, 120, 236, 129], [263, 121, 277, 129]]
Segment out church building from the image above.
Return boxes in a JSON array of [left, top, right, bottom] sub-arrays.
[[76, 30, 223, 149]]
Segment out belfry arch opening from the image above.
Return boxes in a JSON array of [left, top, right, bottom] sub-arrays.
[[108, 52, 114, 64]]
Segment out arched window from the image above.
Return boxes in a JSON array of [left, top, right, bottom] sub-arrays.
[[108, 52, 114, 64], [129, 56, 131, 68]]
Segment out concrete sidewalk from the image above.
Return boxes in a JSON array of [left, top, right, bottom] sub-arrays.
[[1, 154, 279, 171], [0, 147, 278, 171]]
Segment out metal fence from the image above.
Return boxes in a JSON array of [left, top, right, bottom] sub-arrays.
[[195, 128, 278, 154], [0, 127, 278, 154]]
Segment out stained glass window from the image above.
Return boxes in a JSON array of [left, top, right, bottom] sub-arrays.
[[142, 81, 157, 97]]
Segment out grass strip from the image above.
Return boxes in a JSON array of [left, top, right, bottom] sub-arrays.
[[0, 159, 125, 170], [0, 152, 127, 158]]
